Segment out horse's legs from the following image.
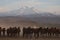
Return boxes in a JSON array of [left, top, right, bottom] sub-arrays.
[[23, 32, 25, 37], [17, 32, 20, 36], [36, 33, 39, 38]]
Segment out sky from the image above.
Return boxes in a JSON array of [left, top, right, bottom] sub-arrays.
[[0, 0, 60, 14]]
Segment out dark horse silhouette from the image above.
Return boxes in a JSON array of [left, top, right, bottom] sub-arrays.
[[23, 27, 33, 37], [0, 26, 60, 37], [32, 28, 40, 38], [23, 27, 40, 38], [2, 28, 6, 36], [39, 27, 48, 37], [48, 27, 60, 36], [0, 27, 2, 36], [17, 27, 21, 36], [7, 27, 12, 36], [7, 27, 21, 37], [22, 27, 60, 38]]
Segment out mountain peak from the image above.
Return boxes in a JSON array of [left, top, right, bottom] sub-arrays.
[[0, 7, 59, 17]]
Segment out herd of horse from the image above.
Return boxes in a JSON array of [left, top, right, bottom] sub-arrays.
[[0, 26, 60, 38]]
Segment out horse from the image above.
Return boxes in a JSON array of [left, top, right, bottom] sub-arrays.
[[23, 27, 33, 38], [52, 28, 60, 36], [41, 28, 48, 36], [7, 28, 10, 36], [39, 27, 43, 36], [0, 27, 2, 36], [17, 27, 21, 36], [7, 27, 13, 37], [32, 28, 40, 38], [7, 27, 21, 37], [2, 28, 6, 36]]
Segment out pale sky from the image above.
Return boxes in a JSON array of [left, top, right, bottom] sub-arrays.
[[0, 0, 60, 14]]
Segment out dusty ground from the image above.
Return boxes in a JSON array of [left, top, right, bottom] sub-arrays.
[[0, 36, 60, 40]]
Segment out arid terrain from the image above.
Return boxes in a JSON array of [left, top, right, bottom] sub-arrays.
[[0, 36, 60, 40]]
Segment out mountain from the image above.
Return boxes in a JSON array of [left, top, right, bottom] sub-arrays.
[[0, 7, 60, 24], [0, 7, 36, 16], [0, 7, 59, 17]]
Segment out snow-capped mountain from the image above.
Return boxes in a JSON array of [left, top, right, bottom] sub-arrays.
[[0, 7, 60, 24], [0, 7, 59, 17]]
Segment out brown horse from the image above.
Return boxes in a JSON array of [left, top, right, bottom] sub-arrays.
[[7, 27, 13, 36], [23, 27, 33, 38], [40, 28, 48, 36], [0, 27, 2, 36], [32, 28, 40, 38], [17, 27, 21, 36], [47, 27, 60, 36], [2, 28, 6, 36], [7, 28, 10, 36], [7, 27, 21, 37]]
